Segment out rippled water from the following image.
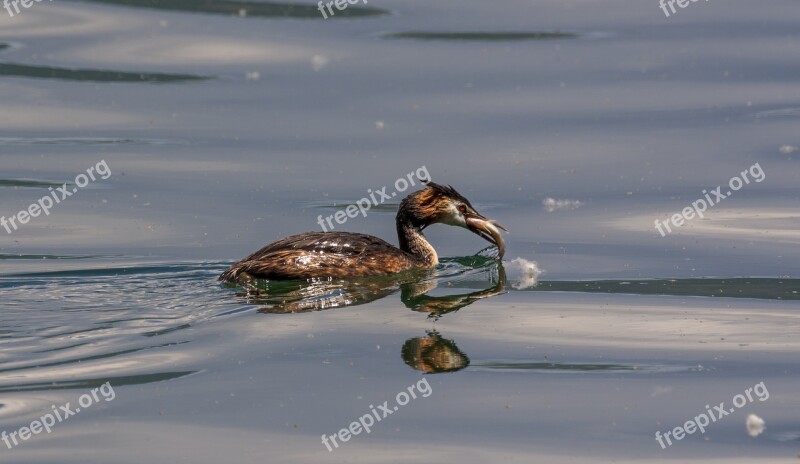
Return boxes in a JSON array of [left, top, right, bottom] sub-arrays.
[[1, 0, 799, 462]]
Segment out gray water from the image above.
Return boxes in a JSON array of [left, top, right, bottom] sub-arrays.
[[0, 0, 799, 462]]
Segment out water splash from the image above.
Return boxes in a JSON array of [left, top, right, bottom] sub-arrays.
[[504, 257, 543, 289], [746, 414, 765, 437], [543, 198, 583, 212]]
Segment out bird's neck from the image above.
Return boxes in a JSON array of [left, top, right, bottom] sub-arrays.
[[397, 221, 438, 266]]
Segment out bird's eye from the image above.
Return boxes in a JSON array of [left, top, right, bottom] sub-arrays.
[[458, 205, 467, 214]]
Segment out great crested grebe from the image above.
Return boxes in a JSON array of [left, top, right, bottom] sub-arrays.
[[218, 182, 507, 283]]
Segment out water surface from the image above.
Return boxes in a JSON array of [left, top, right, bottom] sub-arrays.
[[0, 0, 798, 462]]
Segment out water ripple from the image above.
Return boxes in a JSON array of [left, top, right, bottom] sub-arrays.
[[68, 0, 389, 18], [0, 62, 211, 83], [384, 31, 579, 41], [0, 137, 186, 146]]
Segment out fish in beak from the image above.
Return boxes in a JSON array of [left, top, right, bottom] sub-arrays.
[[464, 211, 508, 258]]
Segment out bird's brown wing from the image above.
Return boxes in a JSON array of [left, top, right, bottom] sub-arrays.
[[219, 232, 418, 281]]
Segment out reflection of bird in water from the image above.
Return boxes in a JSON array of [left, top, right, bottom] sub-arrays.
[[401, 261, 506, 318], [402, 331, 470, 373], [250, 259, 506, 315], [242, 262, 504, 375], [219, 182, 506, 282], [398, 268, 505, 373]]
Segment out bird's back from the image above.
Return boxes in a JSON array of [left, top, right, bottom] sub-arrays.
[[219, 231, 420, 282]]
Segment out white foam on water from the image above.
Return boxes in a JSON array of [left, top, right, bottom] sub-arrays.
[[505, 257, 544, 289], [542, 198, 583, 213], [746, 414, 765, 437]]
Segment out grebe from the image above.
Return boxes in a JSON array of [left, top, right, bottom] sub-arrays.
[[218, 182, 507, 282]]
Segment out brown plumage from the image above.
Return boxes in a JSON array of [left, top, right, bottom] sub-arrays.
[[219, 182, 506, 283]]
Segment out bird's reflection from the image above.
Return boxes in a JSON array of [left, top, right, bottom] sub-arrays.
[[225, 255, 506, 374], [401, 330, 470, 373], [232, 255, 506, 317], [400, 262, 506, 318]]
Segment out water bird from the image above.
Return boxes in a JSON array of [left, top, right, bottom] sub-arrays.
[[219, 182, 507, 282]]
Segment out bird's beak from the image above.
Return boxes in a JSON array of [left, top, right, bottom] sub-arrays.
[[465, 211, 508, 259]]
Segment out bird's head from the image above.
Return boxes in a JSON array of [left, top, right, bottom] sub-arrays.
[[398, 181, 507, 258]]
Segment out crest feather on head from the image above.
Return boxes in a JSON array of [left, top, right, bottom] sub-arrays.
[[418, 181, 473, 208]]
